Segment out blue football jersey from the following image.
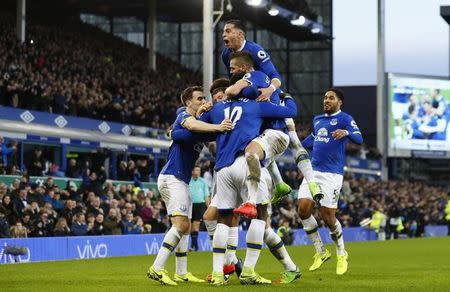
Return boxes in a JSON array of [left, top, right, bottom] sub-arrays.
[[222, 40, 281, 81], [160, 111, 204, 184], [242, 71, 286, 132], [200, 97, 297, 170], [393, 86, 412, 103], [302, 111, 363, 175]]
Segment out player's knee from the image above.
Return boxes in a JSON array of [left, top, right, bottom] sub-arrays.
[[203, 207, 217, 221], [298, 200, 313, 219], [174, 217, 191, 234]]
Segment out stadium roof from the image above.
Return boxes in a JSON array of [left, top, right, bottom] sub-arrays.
[[68, 0, 329, 41]]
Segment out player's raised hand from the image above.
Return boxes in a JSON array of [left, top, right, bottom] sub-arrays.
[[218, 118, 233, 132], [196, 102, 213, 118], [331, 129, 348, 140], [256, 86, 273, 101]]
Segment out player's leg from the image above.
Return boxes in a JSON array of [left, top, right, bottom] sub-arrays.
[[283, 120, 323, 203], [255, 129, 292, 205], [233, 141, 263, 218], [224, 214, 241, 273], [210, 164, 239, 286], [320, 207, 348, 275], [317, 172, 347, 275], [266, 159, 292, 204], [203, 205, 218, 242], [147, 175, 183, 285], [264, 215, 301, 284], [240, 173, 271, 285], [297, 177, 330, 271], [190, 204, 202, 251]]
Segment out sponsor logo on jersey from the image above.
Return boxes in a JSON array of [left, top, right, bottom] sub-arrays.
[[315, 127, 330, 143]]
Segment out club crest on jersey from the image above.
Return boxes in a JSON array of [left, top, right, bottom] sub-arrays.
[[257, 50, 267, 59], [330, 118, 338, 125], [315, 127, 330, 143]]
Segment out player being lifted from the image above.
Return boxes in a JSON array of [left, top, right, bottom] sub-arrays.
[[297, 88, 363, 275], [194, 78, 300, 283], [199, 84, 298, 286], [146, 86, 232, 286], [221, 19, 322, 212]]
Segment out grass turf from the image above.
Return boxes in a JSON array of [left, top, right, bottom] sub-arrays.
[[1, 237, 449, 291]]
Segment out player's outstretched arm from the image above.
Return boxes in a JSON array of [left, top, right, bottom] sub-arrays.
[[225, 79, 250, 98], [258, 95, 297, 119], [182, 116, 233, 133]]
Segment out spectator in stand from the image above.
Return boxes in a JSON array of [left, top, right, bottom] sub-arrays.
[[0, 207, 11, 238], [66, 159, 81, 178], [103, 208, 122, 235], [71, 212, 87, 236], [13, 187, 29, 215], [1, 194, 18, 225], [53, 218, 70, 237], [0, 136, 17, 174], [10, 221, 28, 238], [27, 147, 46, 176]]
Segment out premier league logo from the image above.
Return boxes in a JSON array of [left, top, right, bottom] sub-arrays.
[[330, 118, 338, 125]]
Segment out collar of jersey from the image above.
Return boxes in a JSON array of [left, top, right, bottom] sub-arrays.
[[324, 110, 341, 117], [237, 40, 247, 52]]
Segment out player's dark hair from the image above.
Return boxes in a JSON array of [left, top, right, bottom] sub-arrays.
[[229, 72, 246, 85], [230, 51, 254, 68], [327, 87, 344, 102], [225, 19, 246, 34], [408, 104, 416, 114], [180, 86, 203, 106], [210, 78, 230, 96]]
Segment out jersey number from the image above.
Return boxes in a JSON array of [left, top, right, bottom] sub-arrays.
[[224, 106, 242, 126]]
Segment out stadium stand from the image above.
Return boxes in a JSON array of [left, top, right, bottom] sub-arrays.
[[0, 13, 200, 129]]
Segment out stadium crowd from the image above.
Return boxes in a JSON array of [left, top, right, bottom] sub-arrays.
[[0, 14, 200, 129], [1, 156, 447, 239]]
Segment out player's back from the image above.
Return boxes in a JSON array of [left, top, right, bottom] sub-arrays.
[[161, 111, 204, 183], [202, 98, 264, 170]]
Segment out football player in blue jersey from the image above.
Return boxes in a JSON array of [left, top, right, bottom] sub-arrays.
[[199, 89, 298, 286], [222, 22, 322, 207], [222, 19, 281, 101], [147, 86, 232, 286], [297, 88, 363, 276], [224, 51, 322, 218], [173, 78, 301, 284]]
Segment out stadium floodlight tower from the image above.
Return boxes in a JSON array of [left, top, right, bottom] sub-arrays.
[[440, 6, 450, 77], [377, 0, 387, 180], [16, 0, 26, 43]]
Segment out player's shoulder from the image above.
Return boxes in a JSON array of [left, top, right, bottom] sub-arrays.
[[176, 111, 192, 123], [244, 41, 270, 60], [338, 111, 354, 121], [313, 113, 326, 121]]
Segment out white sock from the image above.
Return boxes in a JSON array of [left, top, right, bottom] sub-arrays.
[[245, 152, 261, 205], [330, 220, 346, 255], [266, 159, 284, 186], [153, 226, 183, 271], [225, 227, 239, 265], [205, 220, 217, 243], [301, 216, 326, 254], [243, 219, 266, 270], [213, 223, 230, 273], [288, 131, 315, 183], [264, 228, 297, 271], [175, 234, 189, 275]]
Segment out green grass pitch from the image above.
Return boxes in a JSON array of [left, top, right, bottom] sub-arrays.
[[1, 237, 449, 291]]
